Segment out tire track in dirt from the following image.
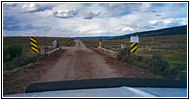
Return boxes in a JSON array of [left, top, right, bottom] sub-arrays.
[[39, 40, 120, 82]]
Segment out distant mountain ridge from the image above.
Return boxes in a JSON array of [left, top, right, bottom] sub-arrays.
[[74, 25, 187, 40], [74, 36, 113, 40], [110, 25, 187, 40]]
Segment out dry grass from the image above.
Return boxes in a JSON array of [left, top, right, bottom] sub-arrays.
[[81, 35, 187, 72]]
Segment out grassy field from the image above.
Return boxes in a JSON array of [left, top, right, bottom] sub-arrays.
[[81, 35, 187, 72], [3, 37, 75, 47], [80, 39, 99, 49], [137, 35, 187, 71], [80, 39, 130, 51]]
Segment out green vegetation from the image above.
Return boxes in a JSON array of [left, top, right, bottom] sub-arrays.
[[3, 53, 41, 70], [3, 36, 75, 56], [137, 35, 187, 72], [3, 36, 75, 71], [3, 45, 23, 62], [117, 47, 185, 79], [101, 35, 187, 72], [3, 45, 39, 70], [81, 35, 187, 79], [7, 45, 23, 58]]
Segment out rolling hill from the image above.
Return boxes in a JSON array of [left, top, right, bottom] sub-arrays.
[[111, 25, 187, 40]]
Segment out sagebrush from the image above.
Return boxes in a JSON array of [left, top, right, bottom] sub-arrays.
[[117, 47, 184, 79]]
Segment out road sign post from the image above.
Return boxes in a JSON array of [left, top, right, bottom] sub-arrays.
[[130, 35, 138, 53], [30, 36, 39, 53]]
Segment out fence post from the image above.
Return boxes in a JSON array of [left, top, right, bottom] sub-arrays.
[[40, 46, 45, 55], [121, 43, 124, 49], [99, 39, 102, 47]]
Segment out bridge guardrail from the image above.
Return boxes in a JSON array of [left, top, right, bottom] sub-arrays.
[[96, 47, 117, 58]]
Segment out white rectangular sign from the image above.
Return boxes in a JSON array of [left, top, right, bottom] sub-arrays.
[[52, 40, 57, 47], [130, 36, 139, 43]]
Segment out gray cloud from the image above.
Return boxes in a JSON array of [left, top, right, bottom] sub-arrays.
[[21, 3, 54, 12], [52, 9, 78, 18], [149, 18, 187, 28], [83, 11, 101, 19], [3, 3, 17, 8]]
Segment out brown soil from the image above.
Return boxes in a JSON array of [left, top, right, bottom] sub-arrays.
[[3, 40, 162, 95]]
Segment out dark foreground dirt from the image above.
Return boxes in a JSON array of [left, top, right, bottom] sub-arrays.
[[3, 50, 64, 95], [3, 40, 162, 95]]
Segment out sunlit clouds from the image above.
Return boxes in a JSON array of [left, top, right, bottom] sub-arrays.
[[3, 3, 187, 37]]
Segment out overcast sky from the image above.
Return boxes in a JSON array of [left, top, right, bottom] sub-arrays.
[[3, 3, 187, 37]]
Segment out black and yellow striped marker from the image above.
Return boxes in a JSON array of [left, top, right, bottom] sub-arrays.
[[30, 36, 39, 53], [130, 42, 137, 53]]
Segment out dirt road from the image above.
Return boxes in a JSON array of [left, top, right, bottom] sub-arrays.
[[39, 40, 120, 82], [39, 40, 160, 82]]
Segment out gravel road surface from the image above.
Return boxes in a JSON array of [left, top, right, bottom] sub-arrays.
[[39, 40, 121, 82], [39, 40, 160, 82]]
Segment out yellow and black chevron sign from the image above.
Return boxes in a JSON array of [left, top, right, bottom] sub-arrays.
[[130, 42, 137, 53], [30, 37, 39, 53]]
